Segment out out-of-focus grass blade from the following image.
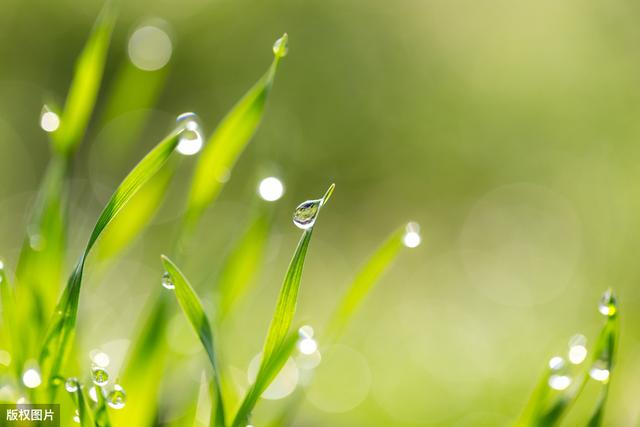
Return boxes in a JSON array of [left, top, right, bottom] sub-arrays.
[[586, 291, 618, 427], [110, 296, 170, 427], [324, 225, 405, 342], [515, 290, 619, 427], [52, 2, 116, 155], [231, 184, 334, 427], [39, 127, 183, 387], [161, 255, 225, 427], [231, 332, 298, 427], [97, 162, 176, 260], [70, 379, 94, 427], [185, 34, 288, 228], [217, 206, 271, 321], [94, 385, 111, 427], [0, 262, 21, 380]]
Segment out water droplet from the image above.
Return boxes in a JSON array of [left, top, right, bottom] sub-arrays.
[[567, 334, 588, 365], [29, 232, 46, 251], [298, 337, 318, 355], [40, 105, 60, 133], [73, 410, 80, 423], [402, 222, 422, 248], [128, 23, 173, 71], [176, 112, 204, 156], [161, 271, 175, 290], [91, 366, 109, 387], [90, 350, 110, 368], [107, 384, 127, 409], [548, 356, 565, 371], [298, 325, 314, 339], [272, 33, 289, 58], [293, 199, 321, 229], [548, 374, 572, 390], [89, 386, 99, 402], [22, 368, 41, 389], [598, 288, 617, 317], [589, 360, 610, 383], [65, 377, 79, 393], [258, 176, 285, 202]]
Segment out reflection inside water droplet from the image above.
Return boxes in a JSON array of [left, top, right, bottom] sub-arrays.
[[293, 199, 321, 230], [91, 366, 109, 387], [162, 271, 175, 290], [65, 377, 79, 393], [107, 384, 126, 409], [176, 112, 203, 156], [598, 289, 617, 317]]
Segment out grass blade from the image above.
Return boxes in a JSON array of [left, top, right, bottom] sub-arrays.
[[161, 255, 225, 427], [217, 206, 271, 321], [231, 184, 334, 427], [0, 262, 21, 380], [324, 225, 406, 342], [39, 126, 183, 387], [185, 34, 288, 227], [52, 2, 116, 155]]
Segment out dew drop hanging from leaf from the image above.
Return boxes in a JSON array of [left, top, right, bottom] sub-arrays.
[[161, 271, 175, 290]]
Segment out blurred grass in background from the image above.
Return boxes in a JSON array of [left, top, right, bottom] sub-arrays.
[[1, 0, 640, 425]]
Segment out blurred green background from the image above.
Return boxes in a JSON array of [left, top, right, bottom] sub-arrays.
[[1, 0, 640, 425]]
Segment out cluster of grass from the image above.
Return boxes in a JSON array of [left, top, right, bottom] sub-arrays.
[[0, 4, 622, 427], [0, 4, 421, 427]]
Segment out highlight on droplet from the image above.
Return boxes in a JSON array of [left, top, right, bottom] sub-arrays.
[[40, 105, 60, 133], [176, 112, 204, 156], [128, 22, 173, 71], [548, 374, 571, 391], [258, 176, 285, 202], [402, 222, 421, 248], [22, 368, 41, 389]]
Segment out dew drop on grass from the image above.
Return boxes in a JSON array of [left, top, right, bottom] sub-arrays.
[[272, 33, 289, 58], [293, 199, 321, 229], [91, 366, 109, 387], [161, 271, 175, 290], [65, 377, 79, 393], [89, 386, 99, 402], [40, 105, 60, 133], [567, 334, 588, 365], [106, 384, 126, 409], [598, 288, 617, 317], [548, 374, 572, 390], [403, 222, 421, 248], [22, 368, 41, 389], [589, 360, 610, 383], [73, 410, 80, 424], [176, 112, 203, 156], [548, 356, 565, 371]]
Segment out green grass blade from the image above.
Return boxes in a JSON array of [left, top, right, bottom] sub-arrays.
[[324, 225, 406, 342], [161, 255, 225, 427], [185, 34, 288, 227], [231, 184, 334, 427], [0, 262, 21, 381], [231, 332, 298, 427], [38, 127, 183, 386], [217, 206, 271, 321], [52, 2, 116, 155]]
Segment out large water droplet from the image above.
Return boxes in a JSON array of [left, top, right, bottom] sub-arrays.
[[107, 384, 126, 409], [176, 112, 203, 156], [40, 105, 60, 133], [161, 271, 175, 290], [293, 199, 321, 229], [65, 377, 79, 393], [91, 366, 109, 387], [272, 33, 289, 58], [22, 368, 41, 389], [598, 289, 617, 317]]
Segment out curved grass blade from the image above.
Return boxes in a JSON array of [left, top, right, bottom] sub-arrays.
[[324, 225, 406, 342], [0, 262, 21, 381], [94, 385, 112, 427], [161, 255, 225, 427], [231, 332, 298, 427], [39, 126, 183, 387], [185, 34, 288, 228], [231, 184, 334, 427], [217, 205, 271, 321], [70, 379, 95, 427], [52, 2, 116, 155]]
